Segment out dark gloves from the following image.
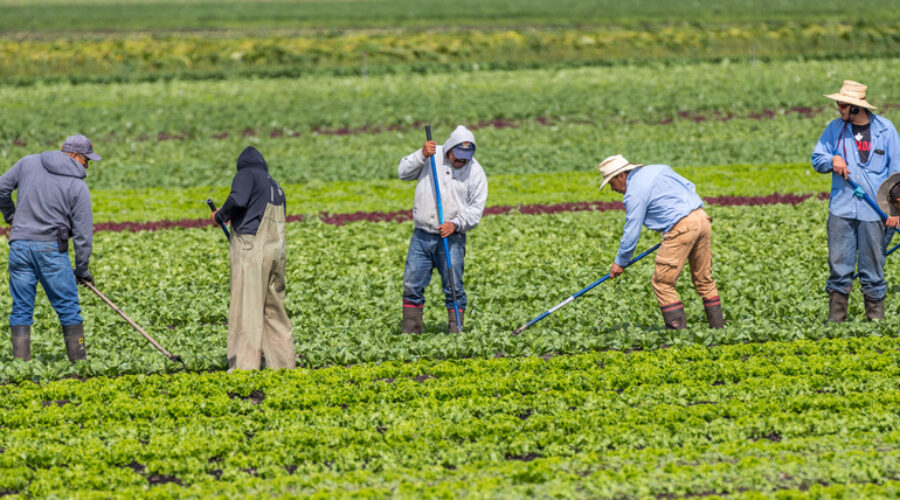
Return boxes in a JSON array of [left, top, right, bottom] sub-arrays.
[[75, 271, 94, 286]]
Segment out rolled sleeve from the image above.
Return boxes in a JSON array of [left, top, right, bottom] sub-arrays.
[[812, 123, 839, 174], [615, 195, 648, 267]]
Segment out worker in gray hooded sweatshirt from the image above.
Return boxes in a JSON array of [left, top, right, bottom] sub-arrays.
[[398, 125, 488, 333], [0, 134, 98, 362]]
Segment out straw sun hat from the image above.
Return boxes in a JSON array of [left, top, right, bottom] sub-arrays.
[[824, 80, 877, 111], [598, 154, 642, 190]]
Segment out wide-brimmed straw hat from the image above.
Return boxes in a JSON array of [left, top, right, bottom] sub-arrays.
[[598, 154, 642, 190], [824, 80, 877, 111], [877, 172, 900, 217]]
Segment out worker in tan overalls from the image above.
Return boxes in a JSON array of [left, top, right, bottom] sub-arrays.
[[211, 146, 295, 370]]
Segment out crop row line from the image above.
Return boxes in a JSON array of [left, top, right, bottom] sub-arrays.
[[14, 191, 825, 237], [4, 103, 875, 148]]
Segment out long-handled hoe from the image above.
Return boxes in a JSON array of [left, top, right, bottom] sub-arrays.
[[512, 243, 661, 335], [78, 278, 186, 368], [425, 125, 463, 332], [206, 199, 231, 239]]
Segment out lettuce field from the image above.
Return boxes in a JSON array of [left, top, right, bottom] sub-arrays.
[[2, 0, 900, 497]]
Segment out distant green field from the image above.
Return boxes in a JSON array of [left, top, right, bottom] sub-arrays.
[[2, 0, 898, 32], [2, 57, 898, 192], [2, 0, 900, 83]]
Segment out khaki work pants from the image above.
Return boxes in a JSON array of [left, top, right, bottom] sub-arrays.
[[227, 203, 296, 370], [651, 208, 719, 307]]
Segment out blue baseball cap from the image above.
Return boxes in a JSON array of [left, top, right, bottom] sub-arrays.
[[61, 134, 102, 161], [452, 141, 476, 160]]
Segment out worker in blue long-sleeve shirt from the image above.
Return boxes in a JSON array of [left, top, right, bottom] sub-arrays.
[[812, 80, 900, 322], [600, 155, 723, 330]]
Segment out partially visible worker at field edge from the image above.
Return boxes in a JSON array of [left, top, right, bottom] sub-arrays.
[[210, 146, 296, 371], [812, 80, 900, 322], [601, 155, 723, 330], [398, 125, 488, 334], [0, 134, 98, 362]]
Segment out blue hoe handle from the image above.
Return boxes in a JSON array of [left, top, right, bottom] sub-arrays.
[[513, 242, 662, 335], [425, 125, 463, 332]]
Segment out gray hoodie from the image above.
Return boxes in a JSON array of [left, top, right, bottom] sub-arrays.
[[398, 126, 488, 234], [0, 151, 93, 275]]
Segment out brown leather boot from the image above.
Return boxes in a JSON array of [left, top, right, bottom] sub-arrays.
[[62, 324, 86, 361], [703, 296, 725, 329], [827, 291, 848, 323], [660, 302, 686, 330], [402, 306, 423, 334], [11, 325, 30, 361], [448, 309, 464, 333], [864, 297, 885, 321]]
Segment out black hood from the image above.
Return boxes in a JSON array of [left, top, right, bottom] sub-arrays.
[[236, 146, 268, 172]]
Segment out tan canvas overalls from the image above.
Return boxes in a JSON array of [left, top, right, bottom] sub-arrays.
[[227, 202, 296, 370]]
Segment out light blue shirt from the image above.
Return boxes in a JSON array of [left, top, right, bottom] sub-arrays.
[[615, 164, 703, 267], [812, 113, 900, 222]]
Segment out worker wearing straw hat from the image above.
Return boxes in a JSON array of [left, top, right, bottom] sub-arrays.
[[600, 155, 723, 330], [812, 80, 900, 322]]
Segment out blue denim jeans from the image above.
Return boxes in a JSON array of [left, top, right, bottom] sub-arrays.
[[8, 240, 82, 326], [402, 229, 467, 310], [826, 215, 893, 300]]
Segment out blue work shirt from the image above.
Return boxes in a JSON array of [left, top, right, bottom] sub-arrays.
[[812, 113, 900, 222], [615, 164, 703, 267]]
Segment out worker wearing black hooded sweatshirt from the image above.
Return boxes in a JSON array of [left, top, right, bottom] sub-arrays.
[[210, 146, 295, 371]]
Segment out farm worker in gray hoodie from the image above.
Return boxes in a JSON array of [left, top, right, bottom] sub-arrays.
[[211, 146, 295, 371], [398, 125, 488, 333], [0, 134, 98, 362], [812, 80, 900, 322]]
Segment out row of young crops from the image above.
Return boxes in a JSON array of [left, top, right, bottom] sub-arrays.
[[2, 337, 899, 497], [2, 0, 899, 84], [2, 200, 898, 382], [4, 21, 900, 83]]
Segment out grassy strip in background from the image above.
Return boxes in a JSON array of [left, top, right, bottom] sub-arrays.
[[7, 58, 897, 141], [82, 163, 822, 223], [4, 57, 898, 189], [1, 337, 898, 497], [2, 0, 898, 32], [4, 22, 900, 83], [0, 115, 856, 190]]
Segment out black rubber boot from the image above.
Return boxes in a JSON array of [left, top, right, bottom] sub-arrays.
[[827, 291, 848, 323], [864, 297, 885, 321], [703, 296, 725, 329], [11, 325, 30, 361], [660, 302, 686, 330], [402, 306, 423, 334], [448, 309, 464, 333], [62, 324, 86, 361]]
